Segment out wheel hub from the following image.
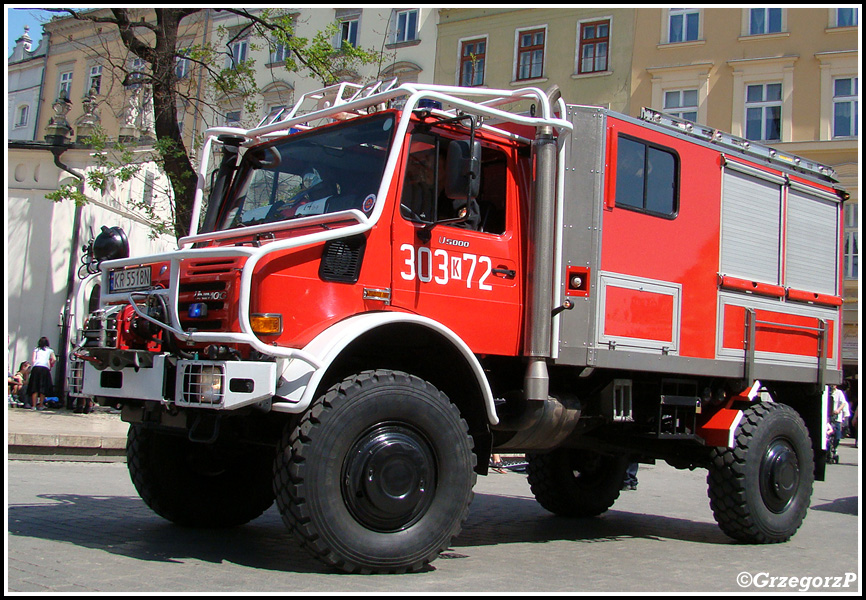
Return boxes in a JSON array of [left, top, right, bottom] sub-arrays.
[[343, 424, 437, 532], [760, 438, 800, 513]]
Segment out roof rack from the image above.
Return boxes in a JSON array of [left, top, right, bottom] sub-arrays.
[[639, 107, 837, 182], [231, 81, 573, 147]]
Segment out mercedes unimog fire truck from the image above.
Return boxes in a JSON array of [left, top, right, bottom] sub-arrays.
[[77, 80, 847, 574]]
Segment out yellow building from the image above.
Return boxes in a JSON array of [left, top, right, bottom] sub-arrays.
[[436, 8, 636, 112], [630, 7, 859, 379]]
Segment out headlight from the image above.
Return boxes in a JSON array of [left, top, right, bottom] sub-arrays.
[[184, 364, 224, 405]]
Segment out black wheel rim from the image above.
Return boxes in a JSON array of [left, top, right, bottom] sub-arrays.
[[759, 437, 800, 513], [342, 423, 437, 532]]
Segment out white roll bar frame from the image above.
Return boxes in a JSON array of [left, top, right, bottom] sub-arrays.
[[98, 82, 574, 365]]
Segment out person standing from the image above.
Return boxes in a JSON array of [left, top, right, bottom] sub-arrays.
[[27, 337, 56, 411], [829, 383, 850, 452]]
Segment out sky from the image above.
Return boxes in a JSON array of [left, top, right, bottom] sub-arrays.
[[7, 6, 50, 55]]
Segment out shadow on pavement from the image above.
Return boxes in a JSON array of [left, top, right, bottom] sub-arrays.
[[8, 487, 735, 575], [8, 495, 328, 575], [810, 496, 858, 516], [454, 492, 732, 548]]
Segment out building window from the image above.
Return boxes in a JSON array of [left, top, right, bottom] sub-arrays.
[[745, 83, 782, 141], [668, 8, 700, 43], [836, 8, 858, 27], [394, 9, 418, 43], [125, 57, 147, 88], [226, 39, 248, 70], [459, 38, 486, 87], [844, 204, 859, 279], [59, 71, 73, 99], [615, 135, 679, 217], [172, 50, 190, 80], [578, 19, 610, 74], [88, 65, 102, 94], [664, 89, 698, 122], [225, 110, 241, 126], [15, 105, 29, 127], [338, 19, 359, 48], [516, 28, 545, 81], [749, 8, 783, 35], [142, 170, 155, 207], [833, 77, 858, 138]]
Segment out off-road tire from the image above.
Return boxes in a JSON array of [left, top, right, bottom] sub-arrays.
[[707, 402, 814, 543], [273, 370, 477, 574], [127, 424, 275, 528], [526, 448, 629, 517]]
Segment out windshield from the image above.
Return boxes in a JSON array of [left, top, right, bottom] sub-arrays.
[[215, 113, 396, 231]]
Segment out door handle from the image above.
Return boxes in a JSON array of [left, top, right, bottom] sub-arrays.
[[492, 267, 516, 279]]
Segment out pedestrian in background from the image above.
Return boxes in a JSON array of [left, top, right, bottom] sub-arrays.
[[26, 337, 56, 411], [10, 361, 31, 407], [829, 383, 850, 452]]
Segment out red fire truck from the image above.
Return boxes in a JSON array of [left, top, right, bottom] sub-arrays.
[[78, 80, 847, 574]]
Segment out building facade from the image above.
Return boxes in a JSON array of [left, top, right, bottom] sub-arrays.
[[8, 26, 47, 141], [35, 8, 209, 150], [436, 8, 636, 112], [203, 8, 440, 130]]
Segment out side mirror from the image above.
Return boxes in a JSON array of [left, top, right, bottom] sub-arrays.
[[445, 139, 481, 201]]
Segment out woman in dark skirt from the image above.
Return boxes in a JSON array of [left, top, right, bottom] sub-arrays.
[[27, 336, 56, 411]]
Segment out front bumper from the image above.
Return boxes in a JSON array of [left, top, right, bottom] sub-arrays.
[[82, 354, 276, 410]]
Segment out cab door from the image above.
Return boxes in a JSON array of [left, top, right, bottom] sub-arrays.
[[390, 131, 524, 356]]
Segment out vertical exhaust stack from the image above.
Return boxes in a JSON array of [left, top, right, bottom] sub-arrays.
[[524, 86, 561, 403]]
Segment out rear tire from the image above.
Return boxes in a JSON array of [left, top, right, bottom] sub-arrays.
[[707, 402, 814, 543], [127, 424, 275, 528], [273, 370, 476, 574], [526, 448, 628, 517]]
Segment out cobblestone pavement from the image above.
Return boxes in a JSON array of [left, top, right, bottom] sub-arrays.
[[7, 441, 860, 594]]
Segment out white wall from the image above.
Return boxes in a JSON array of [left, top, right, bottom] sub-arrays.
[[6, 146, 176, 383]]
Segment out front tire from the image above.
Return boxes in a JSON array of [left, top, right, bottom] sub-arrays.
[[127, 424, 275, 528], [707, 402, 814, 543], [273, 370, 477, 574], [526, 448, 629, 517]]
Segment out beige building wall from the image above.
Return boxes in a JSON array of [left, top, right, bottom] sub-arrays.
[[436, 8, 636, 112], [202, 8, 440, 130], [37, 8, 207, 151], [630, 7, 859, 376]]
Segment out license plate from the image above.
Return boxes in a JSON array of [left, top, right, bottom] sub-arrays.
[[109, 266, 151, 293]]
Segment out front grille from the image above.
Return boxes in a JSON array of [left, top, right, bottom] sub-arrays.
[[179, 275, 233, 332], [186, 259, 237, 276]]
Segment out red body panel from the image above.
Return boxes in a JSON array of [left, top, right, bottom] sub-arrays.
[[721, 304, 835, 360], [603, 286, 675, 343], [599, 117, 721, 360]]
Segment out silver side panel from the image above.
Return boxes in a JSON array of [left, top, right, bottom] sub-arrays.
[[720, 168, 782, 285], [785, 188, 839, 295], [555, 106, 607, 366]]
